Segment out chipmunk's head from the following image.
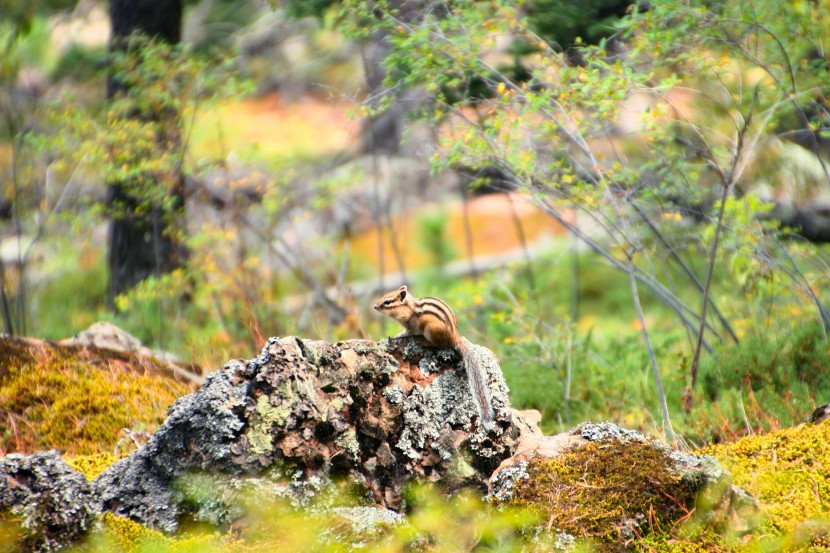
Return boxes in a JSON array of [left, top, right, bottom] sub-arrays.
[[373, 285, 410, 317]]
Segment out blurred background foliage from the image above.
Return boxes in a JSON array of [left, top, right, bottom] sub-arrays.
[[0, 0, 829, 457]]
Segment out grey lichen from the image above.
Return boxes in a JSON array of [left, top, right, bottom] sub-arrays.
[[329, 506, 405, 534], [552, 531, 577, 551], [577, 422, 648, 443], [0, 451, 99, 552], [383, 386, 404, 404], [395, 349, 492, 462], [396, 385, 443, 460], [336, 429, 360, 462], [488, 460, 529, 502]]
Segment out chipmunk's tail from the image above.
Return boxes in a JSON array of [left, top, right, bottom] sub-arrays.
[[457, 337, 495, 424]]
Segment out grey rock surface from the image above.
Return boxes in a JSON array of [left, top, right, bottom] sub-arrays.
[[0, 451, 98, 552], [94, 336, 519, 532], [809, 403, 830, 424]]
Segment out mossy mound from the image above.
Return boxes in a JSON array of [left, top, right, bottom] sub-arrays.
[[66, 453, 120, 481], [702, 419, 830, 550], [0, 336, 197, 456], [87, 513, 226, 552], [504, 439, 700, 552]]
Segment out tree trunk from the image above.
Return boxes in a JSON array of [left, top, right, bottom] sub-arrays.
[[359, 0, 431, 156], [107, 0, 185, 302]]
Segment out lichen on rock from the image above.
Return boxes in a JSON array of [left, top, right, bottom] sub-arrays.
[[0, 451, 99, 552], [92, 335, 520, 532]]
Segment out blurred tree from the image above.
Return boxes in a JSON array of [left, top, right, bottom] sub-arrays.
[[107, 0, 186, 302], [524, 0, 634, 48], [281, 0, 430, 154]]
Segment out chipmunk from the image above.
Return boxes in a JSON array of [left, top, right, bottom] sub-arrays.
[[373, 285, 495, 424]]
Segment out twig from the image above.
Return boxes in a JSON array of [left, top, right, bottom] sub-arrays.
[[688, 87, 757, 404], [459, 182, 477, 275], [630, 200, 738, 343], [627, 248, 676, 445]]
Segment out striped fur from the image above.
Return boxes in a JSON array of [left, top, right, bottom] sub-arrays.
[[374, 285, 495, 424]]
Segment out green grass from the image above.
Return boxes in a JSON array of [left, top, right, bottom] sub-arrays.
[[19, 227, 830, 445], [403, 246, 830, 443]]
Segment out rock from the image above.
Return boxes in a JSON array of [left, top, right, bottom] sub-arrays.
[[328, 506, 406, 545], [791, 520, 830, 548], [490, 422, 760, 551], [94, 336, 520, 532], [512, 408, 543, 435], [63, 321, 144, 353], [0, 451, 99, 552], [60, 322, 203, 386], [808, 403, 830, 424]]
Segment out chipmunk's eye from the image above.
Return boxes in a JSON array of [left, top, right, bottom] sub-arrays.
[[383, 298, 393, 306]]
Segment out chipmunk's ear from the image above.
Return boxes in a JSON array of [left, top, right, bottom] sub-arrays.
[[398, 286, 408, 301]]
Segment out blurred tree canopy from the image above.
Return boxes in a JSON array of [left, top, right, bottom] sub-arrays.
[[524, 0, 634, 47]]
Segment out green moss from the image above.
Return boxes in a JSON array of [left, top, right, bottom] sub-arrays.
[[702, 420, 830, 541], [0, 513, 24, 553], [98, 512, 170, 551], [65, 453, 120, 481], [636, 531, 729, 552], [0, 337, 193, 455], [502, 440, 699, 552], [72, 513, 228, 553]]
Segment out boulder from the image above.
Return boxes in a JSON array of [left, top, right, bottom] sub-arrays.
[[809, 403, 830, 424], [0, 451, 99, 552], [94, 336, 520, 532], [60, 322, 203, 386]]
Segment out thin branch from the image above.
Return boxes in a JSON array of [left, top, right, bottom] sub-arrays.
[[628, 249, 676, 445], [531, 191, 713, 353], [771, 241, 830, 337], [630, 200, 739, 343], [688, 88, 757, 404]]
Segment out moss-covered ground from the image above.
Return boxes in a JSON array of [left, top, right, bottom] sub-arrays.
[[700, 420, 830, 552], [501, 439, 700, 552], [0, 336, 196, 456], [59, 420, 830, 552]]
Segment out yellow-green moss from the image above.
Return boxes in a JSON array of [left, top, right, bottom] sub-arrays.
[[636, 531, 730, 553], [93, 513, 226, 553], [99, 513, 170, 551], [701, 420, 830, 550], [0, 513, 24, 553], [0, 337, 195, 455], [66, 453, 119, 481], [502, 440, 699, 552]]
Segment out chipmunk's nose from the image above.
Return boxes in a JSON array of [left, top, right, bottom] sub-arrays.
[[373, 304, 380, 311]]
